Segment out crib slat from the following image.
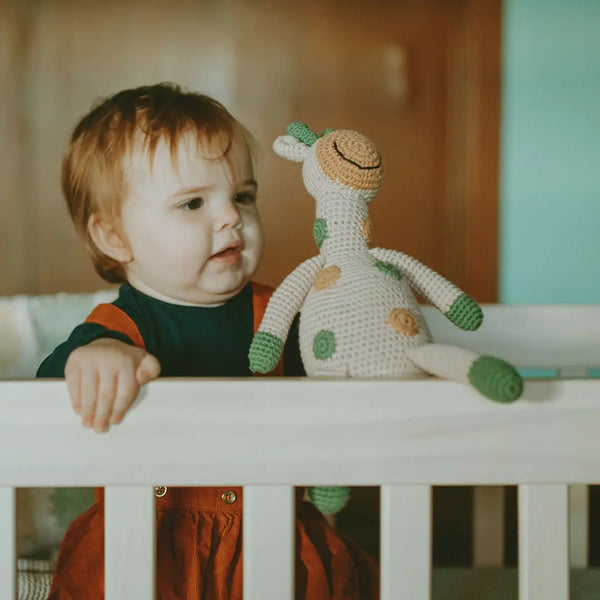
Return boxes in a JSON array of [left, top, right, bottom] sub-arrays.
[[105, 486, 155, 600], [381, 485, 431, 600], [0, 487, 16, 600], [473, 486, 504, 566], [569, 484, 588, 567], [243, 485, 294, 600], [518, 484, 568, 600]]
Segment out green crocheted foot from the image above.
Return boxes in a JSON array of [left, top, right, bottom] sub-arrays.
[[248, 331, 284, 374], [308, 486, 351, 515], [469, 356, 523, 403], [447, 294, 483, 331]]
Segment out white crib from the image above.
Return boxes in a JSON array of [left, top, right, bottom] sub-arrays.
[[1, 302, 599, 600]]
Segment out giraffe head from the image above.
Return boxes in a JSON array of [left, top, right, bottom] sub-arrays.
[[273, 123, 384, 204]]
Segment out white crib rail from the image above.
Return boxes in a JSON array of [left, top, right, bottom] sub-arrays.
[[1, 377, 599, 600]]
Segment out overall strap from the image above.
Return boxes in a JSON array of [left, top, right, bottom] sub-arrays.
[[251, 282, 284, 376], [85, 304, 146, 350]]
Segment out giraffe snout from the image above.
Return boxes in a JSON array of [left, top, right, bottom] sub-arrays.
[[317, 130, 383, 191]]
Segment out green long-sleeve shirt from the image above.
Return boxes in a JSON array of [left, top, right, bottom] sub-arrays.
[[37, 282, 304, 378]]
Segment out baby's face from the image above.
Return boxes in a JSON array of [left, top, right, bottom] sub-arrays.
[[119, 132, 264, 305]]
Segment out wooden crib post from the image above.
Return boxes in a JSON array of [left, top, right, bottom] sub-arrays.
[[0, 486, 16, 600], [105, 486, 155, 600], [518, 484, 569, 600], [569, 484, 589, 568], [381, 484, 432, 600], [243, 485, 294, 600], [473, 485, 505, 566]]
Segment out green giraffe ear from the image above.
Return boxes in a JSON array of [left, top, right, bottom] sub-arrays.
[[286, 122, 319, 147]]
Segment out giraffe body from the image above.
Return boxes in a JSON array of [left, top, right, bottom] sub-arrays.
[[249, 122, 523, 406], [300, 250, 432, 377]]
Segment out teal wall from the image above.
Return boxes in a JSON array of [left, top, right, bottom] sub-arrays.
[[500, 0, 600, 303]]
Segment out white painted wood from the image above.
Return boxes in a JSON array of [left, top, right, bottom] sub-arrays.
[[569, 484, 588, 568], [1, 379, 599, 486], [518, 484, 569, 600], [105, 486, 155, 600], [381, 485, 431, 600], [422, 305, 600, 368], [243, 485, 294, 600], [559, 366, 588, 379], [473, 486, 504, 566], [0, 487, 16, 600]]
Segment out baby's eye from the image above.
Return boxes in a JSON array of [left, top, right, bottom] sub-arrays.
[[234, 192, 256, 205], [180, 197, 203, 211]]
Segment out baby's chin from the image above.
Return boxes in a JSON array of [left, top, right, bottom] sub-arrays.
[[128, 270, 254, 306], [181, 275, 253, 306]]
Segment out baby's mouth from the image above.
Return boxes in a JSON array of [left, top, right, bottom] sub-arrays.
[[210, 242, 243, 264]]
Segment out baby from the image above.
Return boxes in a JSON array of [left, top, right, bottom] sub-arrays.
[[38, 83, 377, 599]]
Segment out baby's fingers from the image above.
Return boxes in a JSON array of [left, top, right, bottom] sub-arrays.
[[136, 352, 161, 385], [110, 369, 139, 426], [92, 373, 118, 433], [78, 369, 100, 429], [65, 362, 82, 416]]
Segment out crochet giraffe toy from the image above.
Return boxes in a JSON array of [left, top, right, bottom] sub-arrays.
[[249, 123, 523, 513]]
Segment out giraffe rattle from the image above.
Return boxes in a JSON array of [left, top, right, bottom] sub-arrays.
[[249, 123, 523, 398]]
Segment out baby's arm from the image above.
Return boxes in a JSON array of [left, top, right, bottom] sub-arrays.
[[64, 338, 160, 433], [370, 247, 483, 331], [249, 255, 324, 373], [37, 321, 160, 432]]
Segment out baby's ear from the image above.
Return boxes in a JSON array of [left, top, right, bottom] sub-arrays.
[[273, 135, 309, 163], [88, 213, 133, 263]]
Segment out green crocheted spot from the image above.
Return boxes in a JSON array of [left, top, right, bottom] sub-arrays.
[[286, 122, 318, 147], [248, 331, 284, 373], [447, 293, 483, 331], [321, 128, 336, 137], [375, 260, 403, 281], [308, 486, 351, 515], [313, 219, 328, 248], [313, 330, 336, 360], [469, 356, 523, 403]]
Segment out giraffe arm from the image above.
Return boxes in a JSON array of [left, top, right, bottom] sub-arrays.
[[249, 255, 324, 373], [369, 247, 483, 331]]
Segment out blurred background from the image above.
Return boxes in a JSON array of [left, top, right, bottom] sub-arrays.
[[1, 0, 599, 570], [1, 0, 597, 303]]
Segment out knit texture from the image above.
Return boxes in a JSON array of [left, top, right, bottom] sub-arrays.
[[249, 331, 284, 373], [253, 123, 523, 391], [308, 486, 351, 515], [469, 356, 523, 403], [448, 293, 484, 331]]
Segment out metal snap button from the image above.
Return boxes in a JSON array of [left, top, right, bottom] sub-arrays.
[[221, 490, 237, 504], [154, 485, 168, 498]]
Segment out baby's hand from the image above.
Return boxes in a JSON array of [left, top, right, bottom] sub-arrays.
[[64, 338, 161, 433]]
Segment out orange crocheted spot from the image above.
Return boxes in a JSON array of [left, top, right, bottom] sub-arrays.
[[386, 308, 419, 336], [85, 304, 145, 349], [316, 130, 383, 191], [314, 266, 341, 291]]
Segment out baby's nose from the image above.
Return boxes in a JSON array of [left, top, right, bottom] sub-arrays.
[[214, 200, 242, 231]]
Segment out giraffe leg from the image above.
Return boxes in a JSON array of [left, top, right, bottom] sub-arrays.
[[406, 343, 523, 403]]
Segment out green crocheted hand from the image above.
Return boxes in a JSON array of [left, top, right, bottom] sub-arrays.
[[249, 331, 284, 373], [447, 293, 483, 331], [469, 356, 523, 403], [308, 486, 351, 515]]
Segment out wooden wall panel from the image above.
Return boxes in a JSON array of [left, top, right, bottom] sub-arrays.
[[0, 3, 31, 295], [1, 0, 500, 301]]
